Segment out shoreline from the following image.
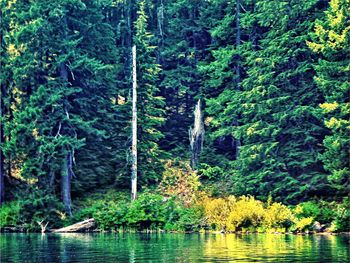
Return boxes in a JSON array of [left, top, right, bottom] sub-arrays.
[[1, 227, 349, 235]]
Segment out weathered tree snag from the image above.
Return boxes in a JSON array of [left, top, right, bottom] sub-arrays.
[[131, 45, 138, 201], [37, 220, 49, 233], [189, 99, 204, 170], [53, 218, 96, 233]]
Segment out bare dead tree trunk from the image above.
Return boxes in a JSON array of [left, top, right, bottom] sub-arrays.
[[131, 45, 137, 201], [37, 220, 49, 233], [189, 99, 204, 170]]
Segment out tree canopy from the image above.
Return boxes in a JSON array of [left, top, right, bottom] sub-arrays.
[[0, 0, 348, 217]]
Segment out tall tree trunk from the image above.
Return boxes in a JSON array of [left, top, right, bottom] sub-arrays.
[[0, 91, 4, 205], [0, 87, 4, 205], [59, 15, 73, 216], [60, 62, 73, 216], [131, 45, 137, 201], [189, 99, 204, 170], [61, 150, 73, 217], [234, 0, 241, 159], [0, 8, 5, 205]]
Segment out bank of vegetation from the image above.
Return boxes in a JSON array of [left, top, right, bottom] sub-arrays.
[[1, 162, 349, 233], [0, 0, 349, 233]]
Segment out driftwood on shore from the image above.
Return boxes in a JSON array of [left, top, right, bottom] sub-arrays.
[[52, 218, 96, 233]]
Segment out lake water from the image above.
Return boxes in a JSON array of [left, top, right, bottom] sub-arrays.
[[0, 233, 349, 262]]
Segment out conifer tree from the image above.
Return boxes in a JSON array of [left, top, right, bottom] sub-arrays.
[[234, 0, 330, 203], [4, 0, 119, 214], [134, 0, 165, 185], [308, 0, 350, 197]]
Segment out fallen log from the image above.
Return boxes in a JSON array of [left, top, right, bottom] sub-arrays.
[[52, 218, 96, 233]]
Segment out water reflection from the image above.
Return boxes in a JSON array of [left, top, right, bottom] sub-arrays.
[[0, 233, 348, 262], [203, 234, 349, 262]]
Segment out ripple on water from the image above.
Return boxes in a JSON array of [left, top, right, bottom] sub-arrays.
[[0, 233, 349, 263]]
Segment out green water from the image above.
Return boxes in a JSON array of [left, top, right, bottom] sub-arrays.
[[0, 233, 349, 262]]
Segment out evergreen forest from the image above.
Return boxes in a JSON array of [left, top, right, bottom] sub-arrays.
[[0, 0, 349, 233]]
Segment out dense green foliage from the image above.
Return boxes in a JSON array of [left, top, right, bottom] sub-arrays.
[[0, 0, 348, 231], [307, 0, 350, 196]]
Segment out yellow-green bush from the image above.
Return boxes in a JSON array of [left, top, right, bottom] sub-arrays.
[[263, 202, 294, 230], [203, 197, 232, 230], [292, 217, 314, 232], [227, 196, 265, 231], [203, 195, 267, 231]]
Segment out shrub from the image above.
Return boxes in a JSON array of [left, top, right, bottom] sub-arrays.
[[93, 200, 129, 231], [317, 200, 336, 224], [172, 205, 204, 231], [125, 192, 166, 229], [263, 202, 294, 229], [198, 164, 224, 181], [0, 201, 21, 228], [159, 161, 201, 205], [203, 197, 232, 231], [203, 196, 295, 232], [228, 196, 265, 230], [292, 217, 314, 232], [71, 203, 101, 223], [331, 198, 350, 232], [17, 188, 65, 231], [294, 201, 320, 219], [71, 198, 129, 231]]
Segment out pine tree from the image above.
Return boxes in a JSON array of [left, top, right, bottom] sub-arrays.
[[134, 0, 165, 185], [234, 0, 330, 203], [4, 0, 119, 215], [307, 0, 350, 197]]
